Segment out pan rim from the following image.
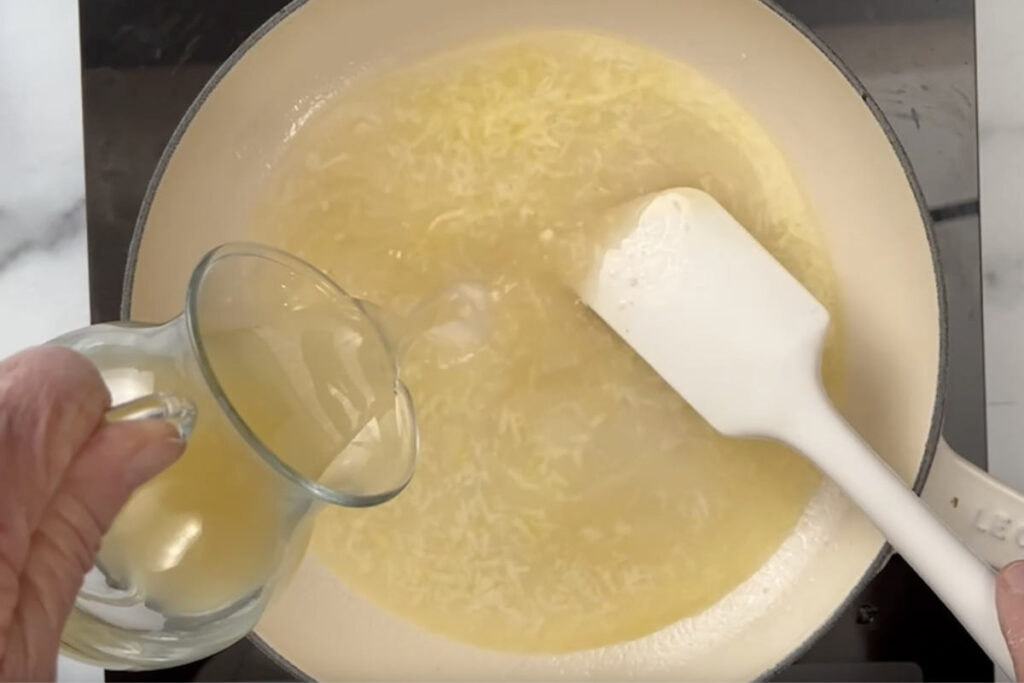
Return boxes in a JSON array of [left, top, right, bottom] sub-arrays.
[[752, 2, 947, 679], [119, 0, 948, 679]]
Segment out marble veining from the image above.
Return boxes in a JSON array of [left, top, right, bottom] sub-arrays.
[[0, 199, 84, 268], [0, 0, 97, 679], [0, 0, 89, 361]]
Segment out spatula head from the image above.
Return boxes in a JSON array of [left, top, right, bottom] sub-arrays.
[[579, 188, 830, 438]]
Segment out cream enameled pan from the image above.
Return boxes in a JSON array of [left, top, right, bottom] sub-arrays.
[[124, 0, 1024, 679]]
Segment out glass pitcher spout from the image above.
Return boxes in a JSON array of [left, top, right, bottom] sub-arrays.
[[360, 281, 492, 367]]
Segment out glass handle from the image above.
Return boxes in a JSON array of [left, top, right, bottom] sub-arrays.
[[105, 393, 197, 441]]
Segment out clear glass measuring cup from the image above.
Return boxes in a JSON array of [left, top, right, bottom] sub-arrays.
[[51, 243, 454, 670]]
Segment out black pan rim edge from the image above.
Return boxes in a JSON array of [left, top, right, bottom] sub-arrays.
[[118, 1, 949, 680], [753, 3, 947, 680]]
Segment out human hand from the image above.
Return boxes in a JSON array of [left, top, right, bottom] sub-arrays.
[[0, 347, 183, 681], [997, 561, 1024, 681]]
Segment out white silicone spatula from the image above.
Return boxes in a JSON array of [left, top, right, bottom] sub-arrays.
[[579, 187, 1013, 676]]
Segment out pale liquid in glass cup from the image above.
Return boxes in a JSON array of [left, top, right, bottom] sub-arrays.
[[53, 244, 424, 669]]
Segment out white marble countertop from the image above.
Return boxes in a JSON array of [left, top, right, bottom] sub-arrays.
[[0, 0, 88, 359], [0, 3, 97, 680], [0, 1, 1021, 680]]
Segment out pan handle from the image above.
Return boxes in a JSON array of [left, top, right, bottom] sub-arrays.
[[922, 438, 1024, 570]]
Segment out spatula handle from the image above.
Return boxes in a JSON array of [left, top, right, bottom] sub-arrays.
[[785, 391, 1013, 677]]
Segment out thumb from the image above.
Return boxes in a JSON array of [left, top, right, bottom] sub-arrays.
[[996, 561, 1024, 681]]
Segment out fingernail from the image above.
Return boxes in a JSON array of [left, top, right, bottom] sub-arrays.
[[123, 438, 185, 488], [1002, 560, 1024, 596]]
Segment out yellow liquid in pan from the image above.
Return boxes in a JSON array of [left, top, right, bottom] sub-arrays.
[[257, 31, 843, 652]]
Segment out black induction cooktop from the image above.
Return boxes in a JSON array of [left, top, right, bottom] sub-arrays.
[[80, 1, 989, 680]]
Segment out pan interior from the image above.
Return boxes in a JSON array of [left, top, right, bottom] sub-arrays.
[[252, 29, 845, 655], [129, 0, 940, 678]]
